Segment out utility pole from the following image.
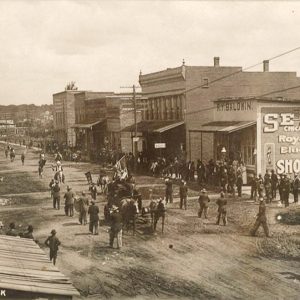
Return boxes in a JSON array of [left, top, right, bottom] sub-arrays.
[[133, 84, 138, 172], [120, 84, 141, 173]]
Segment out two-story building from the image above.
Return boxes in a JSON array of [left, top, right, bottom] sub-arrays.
[[137, 58, 300, 162], [53, 90, 84, 146], [72, 92, 143, 160]]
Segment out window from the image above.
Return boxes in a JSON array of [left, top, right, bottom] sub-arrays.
[[202, 78, 209, 88]]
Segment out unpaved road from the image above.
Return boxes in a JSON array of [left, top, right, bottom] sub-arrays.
[[0, 146, 299, 299]]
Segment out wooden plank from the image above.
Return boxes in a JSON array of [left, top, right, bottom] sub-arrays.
[[0, 274, 70, 284], [0, 281, 80, 296], [0, 260, 56, 269], [0, 278, 78, 292], [0, 267, 67, 279], [0, 236, 80, 297], [0, 254, 49, 263]]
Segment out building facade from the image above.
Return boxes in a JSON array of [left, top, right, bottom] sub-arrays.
[[196, 97, 300, 176], [139, 58, 300, 162], [53, 90, 83, 146], [73, 93, 142, 160]]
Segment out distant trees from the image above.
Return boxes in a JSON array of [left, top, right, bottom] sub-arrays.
[[65, 81, 78, 91]]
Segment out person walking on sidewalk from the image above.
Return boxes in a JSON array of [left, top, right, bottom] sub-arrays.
[[45, 229, 61, 265]]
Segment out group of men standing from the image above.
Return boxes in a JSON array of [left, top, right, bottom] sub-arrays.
[[250, 170, 299, 206]]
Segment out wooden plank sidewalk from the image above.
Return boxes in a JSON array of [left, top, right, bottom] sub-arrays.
[[0, 235, 80, 297]]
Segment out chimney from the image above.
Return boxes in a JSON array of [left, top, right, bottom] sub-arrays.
[[214, 57, 220, 67], [263, 60, 269, 72]]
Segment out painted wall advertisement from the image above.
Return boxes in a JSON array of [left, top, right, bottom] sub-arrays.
[[261, 107, 300, 174]]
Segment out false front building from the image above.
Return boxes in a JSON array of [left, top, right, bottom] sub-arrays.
[[72, 92, 143, 160], [135, 58, 300, 163]]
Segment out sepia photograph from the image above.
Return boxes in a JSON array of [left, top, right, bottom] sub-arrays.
[[0, 1, 299, 299]]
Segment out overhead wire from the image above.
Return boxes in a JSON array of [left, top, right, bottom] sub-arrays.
[[118, 46, 300, 118]]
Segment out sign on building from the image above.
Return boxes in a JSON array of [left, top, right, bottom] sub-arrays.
[[261, 107, 300, 174], [154, 143, 166, 149]]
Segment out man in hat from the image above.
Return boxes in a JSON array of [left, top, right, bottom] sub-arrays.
[[21, 152, 25, 166], [236, 172, 243, 198], [250, 174, 258, 201], [109, 205, 123, 249], [281, 174, 291, 207], [165, 177, 173, 204], [250, 197, 270, 237], [292, 174, 299, 203], [64, 186, 75, 216], [264, 171, 272, 203], [271, 169, 278, 201], [52, 180, 60, 210], [45, 229, 61, 265], [6, 222, 18, 236], [179, 180, 188, 210], [88, 200, 100, 235], [0, 221, 4, 235], [89, 183, 97, 201], [216, 192, 227, 226], [78, 191, 89, 225], [133, 188, 142, 211], [198, 189, 210, 219]]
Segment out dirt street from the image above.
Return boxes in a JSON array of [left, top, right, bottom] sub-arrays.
[[0, 146, 299, 299]]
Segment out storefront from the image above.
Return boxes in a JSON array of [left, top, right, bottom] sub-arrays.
[[196, 97, 300, 176], [122, 120, 186, 160]]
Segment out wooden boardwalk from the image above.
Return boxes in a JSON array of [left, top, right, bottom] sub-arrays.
[[0, 235, 79, 298]]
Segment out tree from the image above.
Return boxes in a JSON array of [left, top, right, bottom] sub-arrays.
[[65, 81, 78, 91]]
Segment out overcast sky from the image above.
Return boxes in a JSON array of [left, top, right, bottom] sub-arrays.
[[0, 1, 300, 105]]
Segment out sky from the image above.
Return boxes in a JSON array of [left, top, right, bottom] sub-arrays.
[[0, 0, 300, 105]]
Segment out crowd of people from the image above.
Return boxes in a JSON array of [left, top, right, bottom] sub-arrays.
[[1, 142, 298, 267]]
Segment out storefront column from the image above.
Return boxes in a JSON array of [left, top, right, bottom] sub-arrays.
[[160, 97, 164, 120]]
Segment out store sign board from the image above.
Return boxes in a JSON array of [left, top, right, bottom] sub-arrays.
[[261, 107, 300, 174], [155, 143, 166, 149], [216, 100, 253, 112]]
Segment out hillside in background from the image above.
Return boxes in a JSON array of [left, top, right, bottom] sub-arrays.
[[0, 104, 53, 122]]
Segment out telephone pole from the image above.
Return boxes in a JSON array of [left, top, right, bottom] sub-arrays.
[[120, 84, 141, 172]]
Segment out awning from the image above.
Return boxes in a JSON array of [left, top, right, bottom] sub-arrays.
[[72, 119, 105, 129], [196, 121, 256, 134], [122, 120, 185, 133]]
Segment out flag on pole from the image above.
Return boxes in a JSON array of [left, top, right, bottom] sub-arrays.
[[115, 156, 128, 179]]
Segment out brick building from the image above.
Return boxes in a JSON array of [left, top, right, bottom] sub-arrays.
[[138, 58, 300, 162], [53, 90, 83, 146], [73, 92, 142, 160]]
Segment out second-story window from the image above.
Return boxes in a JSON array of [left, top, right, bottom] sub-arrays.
[[202, 78, 209, 88]]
